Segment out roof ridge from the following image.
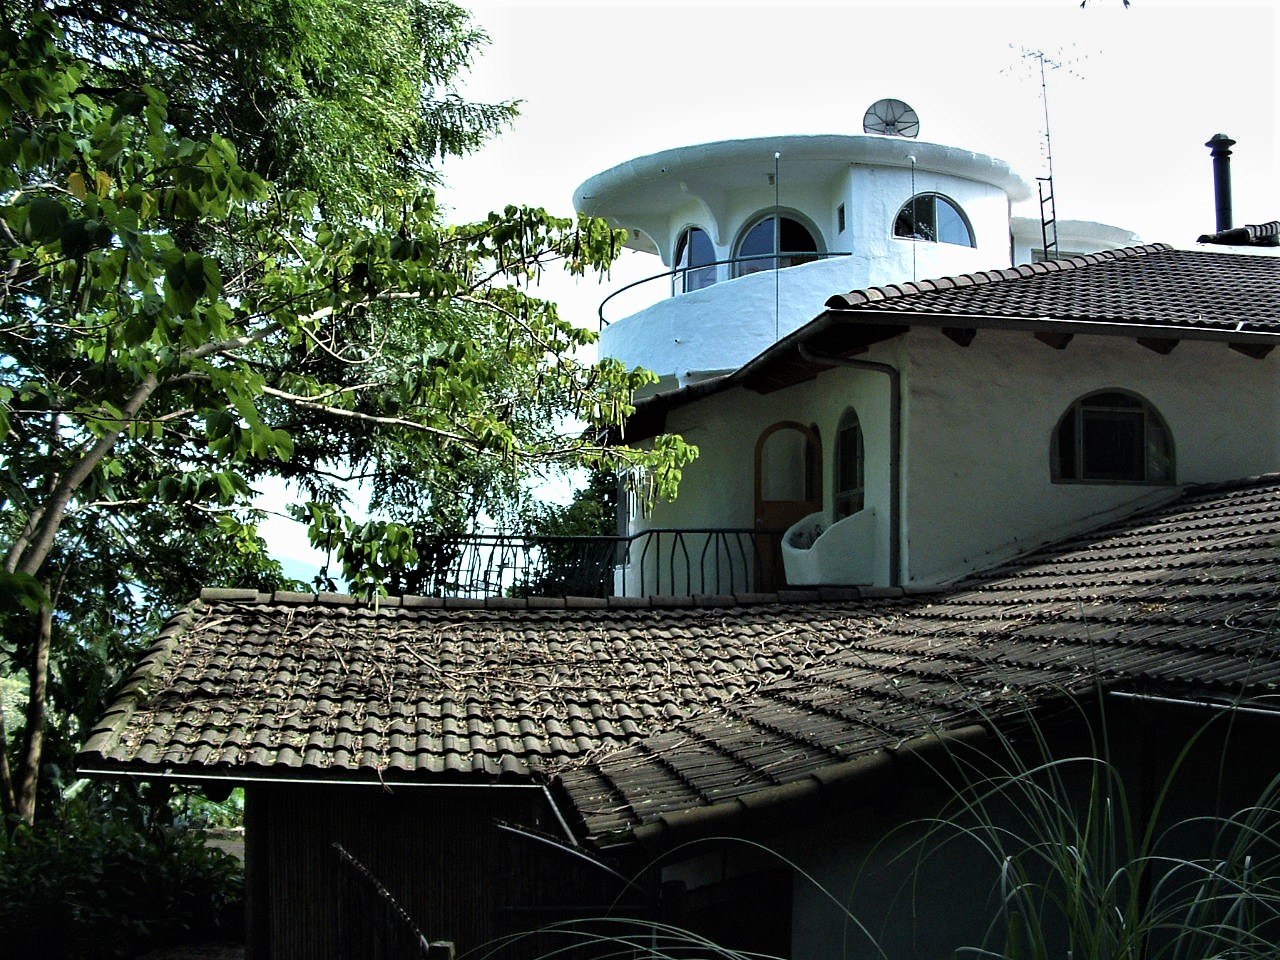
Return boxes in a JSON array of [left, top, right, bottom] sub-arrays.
[[1197, 220, 1280, 246], [195, 584, 915, 611], [824, 243, 1175, 310]]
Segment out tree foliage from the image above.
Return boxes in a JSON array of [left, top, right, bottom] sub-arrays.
[[0, 4, 696, 825]]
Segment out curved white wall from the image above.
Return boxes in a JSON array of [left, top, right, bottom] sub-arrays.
[[1011, 217, 1142, 263], [581, 135, 1031, 382], [602, 158, 1014, 387]]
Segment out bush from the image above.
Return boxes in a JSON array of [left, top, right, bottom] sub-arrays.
[[0, 792, 243, 958]]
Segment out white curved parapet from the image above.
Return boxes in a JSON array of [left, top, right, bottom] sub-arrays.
[[1011, 217, 1142, 263], [781, 507, 882, 586], [580, 134, 1039, 381], [600, 244, 999, 385], [601, 257, 854, 382]]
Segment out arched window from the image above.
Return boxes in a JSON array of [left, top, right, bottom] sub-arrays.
[[735, 214, 820, 276], [1051, 391, 1173, 484], [893, 194, 974, 247], [674, 226, 716, 293], [834, 408, 865, 519]]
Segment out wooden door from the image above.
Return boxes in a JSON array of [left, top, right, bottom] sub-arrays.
[[754, 421, 822, 591]]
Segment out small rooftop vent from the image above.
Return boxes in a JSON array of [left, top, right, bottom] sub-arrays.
[[862, 98, 920, 138]]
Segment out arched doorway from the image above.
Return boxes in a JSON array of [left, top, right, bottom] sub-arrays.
[[754, 421, 822, 591]]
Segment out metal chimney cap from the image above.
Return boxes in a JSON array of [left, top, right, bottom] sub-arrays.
[[1206, 133, 1237, 149]]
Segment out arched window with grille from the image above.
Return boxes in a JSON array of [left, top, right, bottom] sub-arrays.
[[735, 214, 820, 276], [1051, 390, 1174, 483]]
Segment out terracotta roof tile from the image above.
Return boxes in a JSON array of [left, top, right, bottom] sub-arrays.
[[79, 476, 1280, 842], [823, 245, 1279, 335], [560, 475, 1280, 840]]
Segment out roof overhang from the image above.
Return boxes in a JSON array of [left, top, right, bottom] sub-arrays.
[[620, 304, 1277, 442]]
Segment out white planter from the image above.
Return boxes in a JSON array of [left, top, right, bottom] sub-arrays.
[[782, 507, 880, 585]]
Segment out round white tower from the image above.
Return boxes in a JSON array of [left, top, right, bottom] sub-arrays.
[[575, 109, 1035, 391]]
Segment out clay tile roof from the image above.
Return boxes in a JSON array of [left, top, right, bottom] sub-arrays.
[[560, 475, 1280, 841], [78, 591, 908, 784], [79, 476, 1280, 844], [823, 245, 1280, 335]]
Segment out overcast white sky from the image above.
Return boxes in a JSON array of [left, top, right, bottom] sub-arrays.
[[438, 0, 1278, 324], [261, 0, 1279, 581]]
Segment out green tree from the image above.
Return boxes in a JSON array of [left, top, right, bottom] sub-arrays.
[[39, 0, 518, 212], [511, 466, 620, 599], [0, 9, 696, 826]]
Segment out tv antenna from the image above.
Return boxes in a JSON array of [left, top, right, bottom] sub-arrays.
[[1010, 47, 1085, 260]]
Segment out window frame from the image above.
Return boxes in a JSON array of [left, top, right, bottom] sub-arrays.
[[733, 212, 822, 277], [892, 193, 975, 247], [1050, 390, 1174, 485], [833, 408, 865, 519]]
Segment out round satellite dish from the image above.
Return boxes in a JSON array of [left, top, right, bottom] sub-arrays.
[[863, 99, 920, 138]]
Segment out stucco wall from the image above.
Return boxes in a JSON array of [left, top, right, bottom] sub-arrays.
[[632, 328, 1277, 591], [632, 360, 899, 591], [846, 163, 1011, 285], [901, 329, 1280, 585], [600, 152, 1018, 385]]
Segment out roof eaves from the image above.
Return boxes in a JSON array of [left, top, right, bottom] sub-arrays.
[[75, 760, 545, 790], [612, 723, 991, 851], [818, 309, 1280, 346]]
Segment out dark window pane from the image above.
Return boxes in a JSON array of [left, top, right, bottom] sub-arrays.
[[894, 195, 936, 241], [677, 227, 716, 292], [1082, 410, 1145, 481], [1147, 417, 1173, 482], [834, 410, 865, 519], [1055, 409, 1077, 480], [779, 218, 818, 268], [737, 218, 775, 275], [779, 218, 816, 251]]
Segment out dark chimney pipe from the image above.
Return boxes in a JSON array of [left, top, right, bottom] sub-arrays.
[[1206, 133, 1236, 233]]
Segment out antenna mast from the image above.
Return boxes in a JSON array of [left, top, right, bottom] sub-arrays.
[[1031, 50, 1059, 261]]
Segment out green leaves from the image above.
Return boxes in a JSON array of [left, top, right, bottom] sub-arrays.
[[162, 250, 221, 314], [0, 571, 49, 616], [1, 6, 697, 658], [24, 196, 68, 242], [290, 501, 418, 599]]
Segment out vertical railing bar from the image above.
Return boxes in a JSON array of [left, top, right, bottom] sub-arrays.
[[639, 532, 655, 598], [677, 532, 691, 596], [698, 533, 716, 595]]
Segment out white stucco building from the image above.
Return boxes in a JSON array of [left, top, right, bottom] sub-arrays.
[[574, 111, 1277, 596]]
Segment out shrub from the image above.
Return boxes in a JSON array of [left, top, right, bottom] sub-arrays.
[[0, 792, 243, 958]]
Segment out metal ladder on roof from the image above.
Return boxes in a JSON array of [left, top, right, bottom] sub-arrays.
[[1038, 176, 1059, 261]]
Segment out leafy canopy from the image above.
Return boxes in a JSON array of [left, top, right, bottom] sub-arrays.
[[0, 6, 696, 824]]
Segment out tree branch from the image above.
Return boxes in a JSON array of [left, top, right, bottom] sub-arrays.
[[258, 385, 472, 442]]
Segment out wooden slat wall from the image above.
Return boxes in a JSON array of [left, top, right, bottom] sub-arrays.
[[245, 783, 550, 960]]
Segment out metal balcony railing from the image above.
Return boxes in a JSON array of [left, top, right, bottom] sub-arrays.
[[598, 252, 852, 329], [384, 528, 778, 600]]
